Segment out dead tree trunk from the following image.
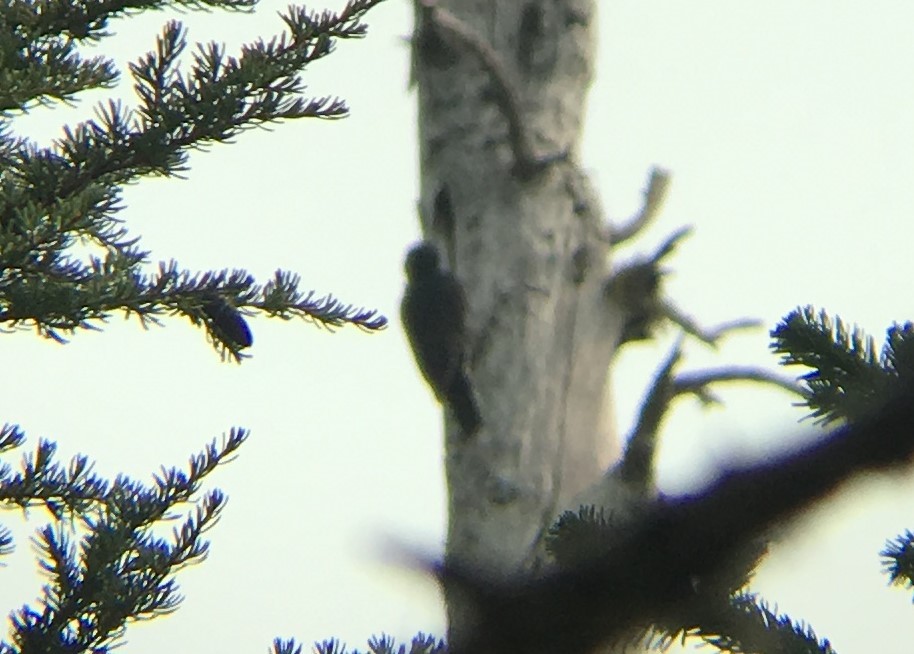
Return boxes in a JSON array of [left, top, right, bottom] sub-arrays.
[[410, 0, 655, 645]]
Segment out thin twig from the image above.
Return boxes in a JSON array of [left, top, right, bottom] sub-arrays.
[[662, 301, 762, 347], [674, 367, 810, 401]]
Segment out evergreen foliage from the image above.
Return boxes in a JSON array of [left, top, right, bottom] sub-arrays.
[[680, 594, 836, 654], [633, 305, 914, 652], [0, 0, 388, 362], [545, 505, 617, 567], [461, 304, 914, 653], [882, 530, 914, 595], [310, 633, 446, 654], [638, 305, 914, 653], [770, 306, 914, 425], [5, 0, 914, 650], [780, 309, 914, 602], [0, 428, 248, 653], [775, 308, 914, 626], [0, 0, 387, 651]]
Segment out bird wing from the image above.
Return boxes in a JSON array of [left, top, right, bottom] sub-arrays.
[[401, 272, 467, 402]]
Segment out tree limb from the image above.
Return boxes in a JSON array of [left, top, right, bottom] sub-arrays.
[[441, 382, 914, 654], [619, 347, 807, 490]]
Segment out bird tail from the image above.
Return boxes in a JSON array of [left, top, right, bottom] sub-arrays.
[[447, 372, 482, 436]]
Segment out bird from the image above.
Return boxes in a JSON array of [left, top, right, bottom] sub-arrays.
[[401, 242, 481, 436], [202, 295, 253, 349]]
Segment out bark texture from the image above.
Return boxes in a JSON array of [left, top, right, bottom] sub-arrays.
[[410, 0, 631, 643]]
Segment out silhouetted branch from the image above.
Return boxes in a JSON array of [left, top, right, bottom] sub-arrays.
[[441, 382, 914, 654]]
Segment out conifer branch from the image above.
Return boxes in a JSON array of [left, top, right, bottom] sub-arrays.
[[881, 530, 914, 598], [2, 1, 391, 651], [0, 428, 249, 652], [0, 259, 387, 360], [0, 0, 390, 358], [0, 440, 109, 518], [771, 306, 913, 424], [651, 593, 835, 654], [0, 0, 260, 112], [0, 423, 25, 452], [310, 633, 446, 654]]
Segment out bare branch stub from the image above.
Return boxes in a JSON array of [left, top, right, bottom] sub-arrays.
[[608, 167, 671, 244]]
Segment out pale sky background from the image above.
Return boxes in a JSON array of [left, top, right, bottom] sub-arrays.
[[3, 1, 914, 652]]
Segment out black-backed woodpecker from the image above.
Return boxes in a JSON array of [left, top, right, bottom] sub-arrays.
[[401, 242, 481, 436]]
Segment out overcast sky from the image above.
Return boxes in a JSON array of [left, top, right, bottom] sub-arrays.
[[3, 1, 914, 653]]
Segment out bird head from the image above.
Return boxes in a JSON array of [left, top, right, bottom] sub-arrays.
[[404, 242, 441, 281]]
